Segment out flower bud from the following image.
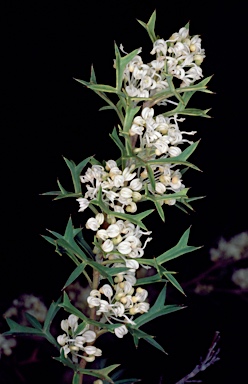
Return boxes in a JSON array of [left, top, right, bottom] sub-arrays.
[[114, 325, 128, 338], [132, 192, 142, 202], [101, 239, 114, 253], [194, 54, 204, 65]]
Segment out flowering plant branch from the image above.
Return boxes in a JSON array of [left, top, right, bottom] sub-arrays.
[[3, 10, 213, 384]]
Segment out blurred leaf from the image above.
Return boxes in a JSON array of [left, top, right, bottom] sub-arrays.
[[43, 296, 62, 332], [72, 372, 80, 384], [4, 318, 44, 337]]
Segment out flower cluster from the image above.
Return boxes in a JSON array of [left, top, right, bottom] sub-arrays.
[[130, 107, 195, 157], [93, 218, 152, 263], [210, 232, 248, 262], [87, 283, 149, 337], [0, 334, 16, 358], [57, 314, 102, 362], [122, 26, 205, 98], [77, 160, 143, 214], [4, 294, 47, 325], [231, 268, 248, 289]]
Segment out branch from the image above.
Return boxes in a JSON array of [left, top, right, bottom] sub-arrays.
[[174, 332, 220, 384]]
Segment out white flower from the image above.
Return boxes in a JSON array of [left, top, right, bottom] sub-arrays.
[[168, 146, 182, 157], [96, 229, 108, 241], [76, 197, 89, 212], [86, 217, 100, 231], [119, 187, 133, 199], [99, 284, 113, 298], [106, 224, 121, 238], [155, 182, 166, 194], [102, 239, 114, 253], [117, 241, 132, 255], [67, 314, 79, 331], [114, 325, 128, 338], [57, 317, 101, 362], [130, 178, 143, 191]]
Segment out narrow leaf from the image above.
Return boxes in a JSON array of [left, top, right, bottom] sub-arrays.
[[43, 296, 62, 332], [62, 262, 86, 290]]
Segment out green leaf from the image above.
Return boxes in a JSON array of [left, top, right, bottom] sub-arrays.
[[41, 234, 57, 246], [164, 107, 212, 118], [163, 269, 185, 295], [4, 318, 44, 337], [56, 238, 89, 263], [147, 141, 201, 171], [43, 296, 63, 332], [115, 44, 142, 92], [137, 10, 157, 42], [154, 200, 165, 221], [134, 285, 184, 328], [64, 218, 83, 245], [25, 312, 42, 330], [99, 106, 114, 111], [60, 292, 122, 331], [80, 365, 120, 383], [122, 102, 140, 155], [156, 227, 201, 265], [62, 262, 86, 290], [74, 79, 124, 96], [146, 164, 156, 191], [109, 127, 126, 155], [63, 156, 92, 194], [53, 192, 82, 201], [4, 318, 59, 349], [72, 372, 80, 384], [91, 186, 153, 230], [90, 64, 97, 83], [76, 231, 95, 259], [166, 74, 184, 105], [135, 273, 167, 286], [143, 336, 167, 354]]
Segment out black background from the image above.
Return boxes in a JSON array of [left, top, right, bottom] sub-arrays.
[[1, 1, 248, 383]]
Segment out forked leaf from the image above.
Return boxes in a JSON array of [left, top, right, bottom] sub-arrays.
[[4, 318, 44, 337], [62, 262, 86, 290], [164, 107, 212, 118], [115, 44, 142, 92], [63, 156, 92, 194], [163, 270, 185, 296], [78, 365, 120, 383], [91, 186, 153, 230], [156, 227, 201, 265], [43, 296, 63, 332], [137, 10, 157, 42], [134, 285, 184, 328], [25, 312, 42, 330], [109, 127, 126, 155], [135, 273, 167, 286]]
